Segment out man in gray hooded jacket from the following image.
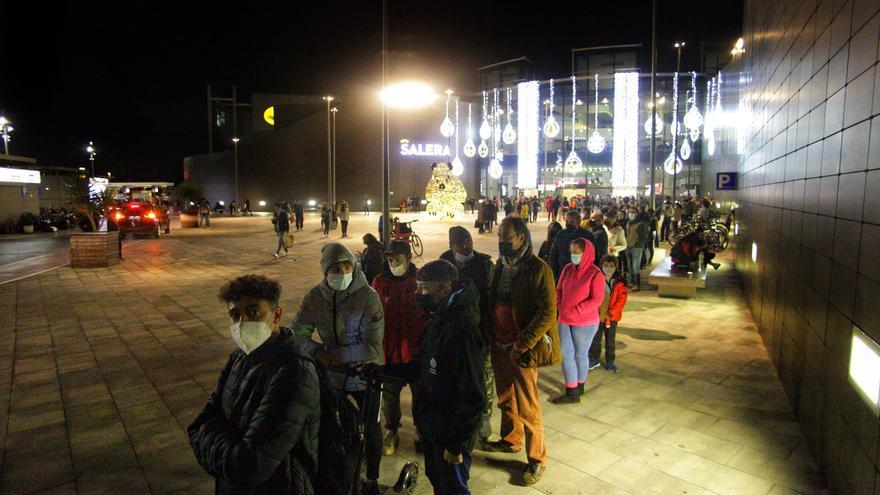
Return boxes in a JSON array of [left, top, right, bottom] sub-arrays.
[[292, 242, 385, 494]]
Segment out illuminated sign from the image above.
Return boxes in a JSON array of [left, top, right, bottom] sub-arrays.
[[0, 167, 40, 184], [850, 325, 880, 416], [89, 177, 108, 196], [399, 139, 450, 157], [263, 106, 275, 126]]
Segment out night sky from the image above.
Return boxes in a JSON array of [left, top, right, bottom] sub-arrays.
[[2, 1, 742, 183]]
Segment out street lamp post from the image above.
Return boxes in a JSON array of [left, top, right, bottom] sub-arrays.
[[323, 96, 334, 208], [673, 41, 685, 199], [331, 107, 338, 206], [649, 0, 657, 208], [86, 141, 96, 177], [381, 0, 390, 247], [0, 117, 13, 155], [232, 137, 240, 203]]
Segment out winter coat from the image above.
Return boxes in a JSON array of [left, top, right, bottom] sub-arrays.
[[361, 242, 385, 285], [274, 210, 290, 233], [556, 240, 604, 326], [591, 225, 608, 266], [549, 226, 597, 280], [416, 281, 487, 455], [294, 204, 304, 217], [292, 267, 385, 391], [599, 278, 628, 326], [440, 249, 494, 341], [489, 243, 561, 368], [626, 219, 649, 249], [371, 262, 426, 365], [188, 328, 320, 495], [537, 238, 554, 263], [607, 226, 627, 255], [338, 208, 349, 221]]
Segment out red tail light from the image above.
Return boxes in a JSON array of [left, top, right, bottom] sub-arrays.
[[115, 212, 125, 221], [146, 212, 156, 219]]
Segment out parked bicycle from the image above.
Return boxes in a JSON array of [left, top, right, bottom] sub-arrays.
[[392, 219, 423, 257]]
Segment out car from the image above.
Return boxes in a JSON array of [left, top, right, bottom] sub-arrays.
[[109, 201, 171, 238]]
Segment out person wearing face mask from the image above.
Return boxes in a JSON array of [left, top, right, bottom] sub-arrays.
[[590, 255, 629, 372], [624, 207, 649, 291], [548, 210, 597, 281], [292, 243, 385, 495], [188, 275, 320, 495], [537, 221, 563, 263], [588, 212, 608, 266], [481, 216, 559, 486], [550, 238, 604, 404], [371, 240, 427, 456], [414, 260, 487, 494], [440, 226, 495, 445]]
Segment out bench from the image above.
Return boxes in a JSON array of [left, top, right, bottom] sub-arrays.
[[648, 257, 707, 298]]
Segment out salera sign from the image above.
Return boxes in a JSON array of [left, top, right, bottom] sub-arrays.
[[399, 139, 450, 157]]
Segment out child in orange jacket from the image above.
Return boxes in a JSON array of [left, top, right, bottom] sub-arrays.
[[589, 255, 628, 372]]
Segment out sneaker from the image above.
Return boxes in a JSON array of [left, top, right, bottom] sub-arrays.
[[589, 358, 601, 370], [604, 361, 618, 373], [522, 462, 545, 485], [479, 440, 522, 454], [273, 253, 279, 259], [383, 430, 399, 456]]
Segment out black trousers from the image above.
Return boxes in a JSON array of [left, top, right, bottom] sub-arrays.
[[660, 218, 671, 242], [341, 220, 349, 237], [589, 320, 618, 362], [349, 390, 383, 481], [295, 215, 304, 230]]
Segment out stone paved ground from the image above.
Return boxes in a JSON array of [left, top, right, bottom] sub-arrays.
[[0, 212, 828, 494]]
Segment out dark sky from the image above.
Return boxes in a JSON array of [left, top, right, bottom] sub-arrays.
[[2, 0, 742, 182]]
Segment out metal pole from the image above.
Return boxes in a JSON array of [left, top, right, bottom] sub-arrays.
[[90, 156, 95, 178], [207, 84, 214, 154], [325, 98, 332, 206], [381, 0, 391, 248], [233, 141, 239, 203], [649, 0, 657, 208], [673, 45, 682, 199], [232, 84, 238, 152], [332, 107, 337, 206]]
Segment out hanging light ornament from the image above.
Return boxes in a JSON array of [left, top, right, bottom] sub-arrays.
[[451, 100, 464, 176], [463, 103, 476, 157], [564, 76, 583, 173], [489, 159, 503, 178], [683, 71, 703, 140], [489, 88, 504, 179], [493, 88, 502, 143], [706, 79, 716, 156], [664, 71, 683, 175], [644, 114, 664, 136], [440, 89, 455, 137], [543, 79, 560, 137], [502, 87, 517, 144], [680, 138, 692, 160], [587, 73, 606, 154], [479, 91, 492, 140]]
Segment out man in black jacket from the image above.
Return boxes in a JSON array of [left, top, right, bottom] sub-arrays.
[[188, 275, 320, 495], [415, 260, 487, 494], [273, 203, 291, 259], [548, 210, 597, 280], [589, 212, 608, 266], [439, 226, 495, 445]]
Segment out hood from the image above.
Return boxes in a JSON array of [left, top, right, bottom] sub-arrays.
[[575, 237, 596, 271], [441, 280, 481, 326], [321, 243, 355, 275]]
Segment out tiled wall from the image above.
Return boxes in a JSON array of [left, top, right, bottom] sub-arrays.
[[702, 0, 880, 492]]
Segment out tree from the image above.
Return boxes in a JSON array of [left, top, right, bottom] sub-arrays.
[[424, 162, 467, 219]]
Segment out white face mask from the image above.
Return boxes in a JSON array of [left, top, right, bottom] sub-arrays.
[[231, 320, 273, 354], [571, 254, 583, 266], [390, 263, 407, 277], [327, 272, 353, 291], [628, 213, 637, 220], [454, 251, 474, 264]]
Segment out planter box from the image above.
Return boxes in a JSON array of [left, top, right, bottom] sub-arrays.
[[180, 212, 199, 228], [22, 225, 34, 234], [70, 231, 120, 268]]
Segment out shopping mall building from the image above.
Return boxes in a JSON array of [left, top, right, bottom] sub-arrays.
[[184, 43, 733, 211]]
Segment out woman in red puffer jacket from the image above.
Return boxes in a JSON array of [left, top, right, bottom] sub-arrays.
[[550, 237, 604, 404]]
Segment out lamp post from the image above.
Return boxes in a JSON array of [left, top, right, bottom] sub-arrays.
[[232, 137, 240, 203], [86, 141, 96, 177], [649, 0, 657, 208], [673, 41, 685, 199], [0, 117, 13, 155], [331, 107, 338, 207], [323, 95, 334, 208]]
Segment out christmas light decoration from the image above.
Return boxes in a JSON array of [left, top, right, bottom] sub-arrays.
[[706, 78, 715, 156], [488, 158, 503, 179], [451, 100, 463, 176], [680, 138, 692, 160], [478, 140, 489, 158], [463, 103, 476, 157], [517, 81, 539, 188], [644, 114, 664, 136], [503, 87, 517, 144], [479, 91, 492, 140], [683, 71, 703, 139], [564, 75, 583, 173], [440, 90, 455, 137], [664, 71, 683, 175], [543, 79, 560, 137], [611, 72, 639, 197], [425, 162, 467, 219], [493, 89, 502, 143], [587, 73, 606, 154]]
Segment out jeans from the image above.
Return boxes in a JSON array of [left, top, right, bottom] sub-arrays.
[[382, 362, 421, 433], [589, 320, 617, 362], [322, 219, 330, 235], [424, 442, 472, 494], [557, 323, 599, 387], [627, 247, 644, 285], [275, 231, 288, 255], [341, 220, 349, 237]]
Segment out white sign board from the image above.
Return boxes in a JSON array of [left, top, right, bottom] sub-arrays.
[[0, 167, 41, 184]]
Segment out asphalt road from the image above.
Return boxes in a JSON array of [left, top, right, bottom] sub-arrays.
[[0, 232, 72, 285]]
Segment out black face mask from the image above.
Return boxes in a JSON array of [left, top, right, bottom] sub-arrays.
[[499, 241, 517, 257], [566, 223, 577, 230], [415, 293, 440, 311]]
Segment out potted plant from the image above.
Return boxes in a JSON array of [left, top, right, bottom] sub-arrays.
[[17, 212, 37, 234], [174, 182, 203, 228], [66, 178, 120, 268]]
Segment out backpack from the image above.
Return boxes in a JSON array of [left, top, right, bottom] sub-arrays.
[[314, 365, 360, 495]]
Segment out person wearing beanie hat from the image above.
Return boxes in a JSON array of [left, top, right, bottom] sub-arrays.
[[292, 242, 386, 493], [440, 226, 496, 447]]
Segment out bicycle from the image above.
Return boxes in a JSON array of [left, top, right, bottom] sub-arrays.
[[392, 220, 424, 257]]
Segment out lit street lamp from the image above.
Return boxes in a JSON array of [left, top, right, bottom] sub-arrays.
[[323, 96, 334, 207], [86, 141, 96, 177], [0, 117, 14, 155], [232, 137, 240, 203], [331, 107, 338, 207]]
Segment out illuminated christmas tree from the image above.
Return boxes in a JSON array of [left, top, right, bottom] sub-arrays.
[[425, 162, 467, 219]]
